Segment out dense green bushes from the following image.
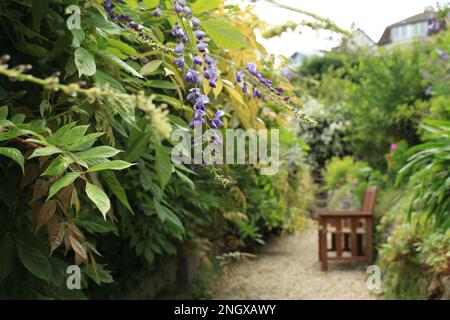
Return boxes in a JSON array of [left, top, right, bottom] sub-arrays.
[[297, 11, 450, 299], [0, 0, 315, 299]]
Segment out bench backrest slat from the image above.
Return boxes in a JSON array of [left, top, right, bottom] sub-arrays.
[[361, 186, 378, 214]]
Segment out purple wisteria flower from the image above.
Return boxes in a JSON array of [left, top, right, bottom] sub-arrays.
[[243, 83, 248, 94], [174, 2, 183, 13], [153, 6, 162, 17], [236, 71, 244, 82], [194, 94, 210, 111], [183, 6, 193, 16], [187, 88, 201, 101], [428, 21, 440, 31], [189, 115, 205, 128], [194, 30, 206, 40], [204, 66, 213, 79], [247, 63, 258, 76], [436, 49, 449, 61], [193, 55, 203, 66], [182, 34, 189, 43], [186, 69, 200, 83], [177, 0, 186, 5], [103, 0, 113, 10], [175, 42, 185, 54], [210, 110, 225, 128], [191, 17, 201, 27], [172, 23, 184, 37], [129, 23, 140, 30], [197, 42, 208, 52], [204, 55, 216, 66], [209, 71, 218, 88], [174, 56, 185, 69]]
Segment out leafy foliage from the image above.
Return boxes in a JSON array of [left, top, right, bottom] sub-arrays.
[[0, 0, 314, 298]]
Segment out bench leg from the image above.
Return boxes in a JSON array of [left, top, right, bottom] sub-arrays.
[[319, 217, 328, 271], [365, 218, 373, 264]]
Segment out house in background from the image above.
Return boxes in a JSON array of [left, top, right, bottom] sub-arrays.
[[332, 27, 375, 52], [289, 51, 308, 68], [378, 7, 445, 47]]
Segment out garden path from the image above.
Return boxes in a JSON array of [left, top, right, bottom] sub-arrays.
[[212, 228, 377, 300]]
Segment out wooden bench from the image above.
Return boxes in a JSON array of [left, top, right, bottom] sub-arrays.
[[318, 186, 378, 271]]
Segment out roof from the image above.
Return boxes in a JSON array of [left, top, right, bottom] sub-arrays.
[[355, 28, 375, 44], [378, 11, 435, 45]]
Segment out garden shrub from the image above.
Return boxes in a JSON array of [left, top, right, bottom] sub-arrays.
[[0, 0, 316, 299]]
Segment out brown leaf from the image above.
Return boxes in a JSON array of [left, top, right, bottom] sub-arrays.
[[48, 219, 65, 254], [74, 253, 86, 266], [64, 232, 71, 256], [85, 241, 102, 257], [56, 185, 74, 214], [21, 162, 39, 189], [31, 179, 49, 203], [69, 235, 87, 261], [70, 187, 80, 215], [66, 222, 84, 239], [36, 200, 57, 231]]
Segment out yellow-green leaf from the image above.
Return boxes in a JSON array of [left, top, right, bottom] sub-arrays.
[[85, 182, 111, 219]]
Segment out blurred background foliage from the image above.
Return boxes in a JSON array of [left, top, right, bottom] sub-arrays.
[[293, 11, 450, 298]]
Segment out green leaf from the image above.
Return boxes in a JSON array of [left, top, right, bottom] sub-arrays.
[[71, 29, 85, 48], [154, 199, 184, 233], [100, 171, 134, 213], [145, 80, 177, 90], [0, 129, 22, 142], [32, 0, 51, 31], [0, 147, 25, 174], [143, 0, 159, 9], [140, 60, 163, 76], [191, 0, 220, 14], [0, 235, 16, 283], [155, 144, 173, 190], [85, 182, 111, 219], [107, 39, 138, 58], [29, 146, 62, 159], [83, 264, 114, 285], [98, 50, 143, 78], [124, 0, 139, 9], [94, 70, 126, 93], [85, 15, 125, 35], [41, 155, 73, 176], [0, 105, 7, 120], [16, 242, 52, 281], [74, 47, 96, 77], [75, 146, 122, 160], [176, 170, 195, 190], [47, 172, 81, 200], [76, 216, 118, 234], [154, 94, 182, 108], [87, 160, 135, 172], [202, 19, 247, 50]]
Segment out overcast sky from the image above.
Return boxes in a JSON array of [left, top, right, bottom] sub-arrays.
[[249, 0, 444, 57]]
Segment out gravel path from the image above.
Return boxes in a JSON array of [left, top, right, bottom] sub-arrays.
[[212, 228, 377, 300]]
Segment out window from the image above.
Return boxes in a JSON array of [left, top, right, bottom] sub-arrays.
[[391, 22, 428, 42]]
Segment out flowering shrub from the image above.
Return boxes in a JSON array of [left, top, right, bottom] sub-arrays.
[[0, 0, 316, 298]]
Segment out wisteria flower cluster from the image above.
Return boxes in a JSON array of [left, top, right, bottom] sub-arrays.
[[168, 0, 222, 129], [102, 0, 224, 129], [236, 63, 287, 102], [102, 0, 316, 129]]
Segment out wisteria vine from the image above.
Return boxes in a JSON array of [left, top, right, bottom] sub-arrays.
[[102, 0, 317, 129]]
